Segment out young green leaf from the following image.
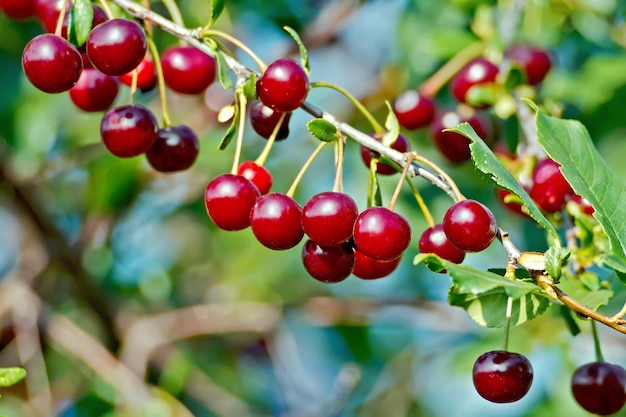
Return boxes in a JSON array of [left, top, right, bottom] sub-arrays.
[[307, 118, 338, 142], [535, 111, 626, 264], [213, 48, 233, 90], [0, 368, 26, 387], [208, 0, 227, 27], [283, 26, 309, 74], [381, 101, 400, 147], [68, 0, 94, 48], [218, 101, 239, 150], [243, 73, 257, 99]]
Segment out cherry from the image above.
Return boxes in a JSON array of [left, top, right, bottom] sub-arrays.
[[450, 57, 499, 108], [352, 250, 401, 280], [86, 18, 147, 76], [249, 101, 291, 141], [392, 90, 435, 130], [100, 105, 158, 158], [472, 350, 533, 403], [161, 45, 216, 95], [360, 133, 410, 175], [570, 194, 595, 216], [430, 109, 492, 164], [302, 240, 354, 283], [496, 188, 528, 217], [205, 174, 260, 231], [237, 161, 272, 194], [119, 55, 157, 92], [571, 362, 626, 415], [506, 45, 552, 85], [301, 191, 358, 246], [22, 34, 83, 94], [0, 0, 36, 20], [443, 199, 497, 253], [35, 0, 70, 33], [353, 206, 412, 262], [418, 223, 465, 264], [530, 158, 573, 213], [256, 58, 309, 113], [146, 125, 199, 173], [69, 68, 119, 112], [249, 193, 304, 250]]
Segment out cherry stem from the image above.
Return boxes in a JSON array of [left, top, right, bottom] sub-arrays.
[[591, 320, 604, 362], [54, 0, 71, 37], [230, 92, 248, 175], [98, 0, 115, 20], [419, 41, 485, 98], [147, 36, 172, 127], [160, 0, 186, 28], [286, 141, 328, 198], [388, 153, 415, 212], [203, 29, 267, 72], [254, 113, 287, 167], [411, 152, 465, 202], [309, 81, 385, 134], [405, 179, 434, 228], [332, 134, 345, 193], [502, 296, 514, 352]]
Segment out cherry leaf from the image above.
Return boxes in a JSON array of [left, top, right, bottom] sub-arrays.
[[218, 99, 239, 150], [0, 368, 26, 387], [68, 0, 94, 48], [208, 0, 226, 27], [381, 101, 400, 147], [307, 118, 337, 142], [213, 48, 233, 90], [283, 26, 309, 74]]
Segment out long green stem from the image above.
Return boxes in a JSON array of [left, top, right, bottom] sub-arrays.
[[591, 320, 604, 362], [161, 0, 185, 28], [309, 81, 385, 134], [147, 37, 172, 127], [254, 113, 287, 167], [405, 178, 434, 227], [333, 135, 345, 193], [286, 141, 328, 197], [230, 92, 248, 174], [502, 296, 514, 351], [203, 29, 267, 72]]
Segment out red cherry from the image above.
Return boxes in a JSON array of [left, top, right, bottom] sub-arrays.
[[205, 174, 260, 231], [0, 0, 36, 20], [392, 90, 436, 130], [353, 206, 412, 262], [301, 191, 359, 246], [146, 125, 200, 173], [569, 194, 595, 216], [35, 0, 70, 33], [571, 362, 626, 415], [496, 188, 528, 217], [473, 351, 534, 403], [530, 158, 573, 213], [22, 34, 83, 94], [119, 55, 157, 92], [418, 223, 465, 264], [256, 58, 309, 113], [86, 18, 147, 76], [430, 109, 492, 164], [302, 240, 354, 283], [352, 250, 401, 280], [450, 57, 499, 108], [237, 161, 272, 195], [161, 45, 216, 95], [443, 199, 497, 253], [69, 68, 119, 112], [249, 101, 291, 140], [360, 133, 410, 175], [249, 193, 304, 250], [506, 45, 552, 85], [100, 105, 158, 158]]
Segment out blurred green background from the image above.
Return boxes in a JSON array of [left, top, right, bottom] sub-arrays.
[[0, 0, 625, 416]]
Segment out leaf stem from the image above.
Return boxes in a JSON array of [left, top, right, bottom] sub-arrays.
[[203, 29, 267, 72], [286, 141, 328, 198], [309, 81, 385, 134]]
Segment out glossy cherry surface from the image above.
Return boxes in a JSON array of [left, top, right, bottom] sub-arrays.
[[161, 45, 216, 95], [120, 55, 157, 92], [430, 109, 492, 164], [249, 101, 291, 140], [250, 193, 304, 250], [22, 34, 83, 93], [237, 161, 272, 195], [418, 223, 465, 264], [530, 158, 573, 213], [392, 90, 435, 130], [472, 350, 534, 403], [450, 57, 499, 107], [256, 58, 309, 113], [0, 0, 36, 19], [86, 18, 147, 76], [443, 199, 497, 253], [69, 68, 119, 112], [571, 362, 626, 416], [205, 174, 260, 231], [302, 191, 358, 246], [100, 105, 158, 158], [353, 206, 411, 262], [146, 125, 200, 173], [302, 240, 354, 283], [360, 133, 410, 175], [352, 250, 401, 280]]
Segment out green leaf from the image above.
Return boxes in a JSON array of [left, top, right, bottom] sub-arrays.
[[243, 73, 257, 99], [0, 368, 26, 387], [218, 101, 239, 150], [558, 274, 613, 310], [208, 0, 227, 27], [212, 48, 233, 90], [381, 101, 400, 147], [306, 118, 337, 142], [535, 111, 626, 264], [545, 246, 566, 281], [451, 123, 561, 246], [283, 26, 309, 74], [68, 0, 94, 48]]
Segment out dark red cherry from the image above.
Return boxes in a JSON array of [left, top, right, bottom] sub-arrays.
[[353, 206, 411, 262], [86, 18, 147, 76], [450, 57, 499, 108], [352, 250, 401, 280], [443, 199, 497, 253], [205, 174, 260, 231], [430, 109, 492, 164], [250, 193, 304, 250], [418, 223, 465, 264], [100, 105, 158, 158], [302, 240, 354, 283], [69, 68, 119, 112], [392, 90, 436, 130], [237, 161, 272, 195], [161, 45, 216, 95], [530, 158, 573, 213], [302, 191, 359, 246], [571, 362, 626, 416], [256, 58, 309, 113], [506, 45, 552, 85], [146, 125, 200, 173], [249, 101, 291, 140], [360, 133, 410, 175], [119, 55, 157, 92], [22, 34, 83, 93], [35, 0, 70, 33], [472, 350, 534, 403], [0, 0, 36, 19]]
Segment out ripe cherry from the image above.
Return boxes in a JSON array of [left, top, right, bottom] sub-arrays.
[[22, 34, 83, 94], [250, 193, 304, 250], [0, 0, 36, 20], [352, 250, 401, 280], [418, 223, 465, 264], [450, 57, 499, 108], [119, 55, 157, 92], [392, 90, 436, 130], [571, 362, 626, 415], [205, 174, 260, 231], [472, 350, 534, 403], [360, 133, 410, 175], [249, 101, 291, 140], [506, 45, 552, 85], [443, 199, 497, 253], [353, 206, 412, 262], [302, 191, 358, 246], [237, 161, 272, 194], [69, 68, 119, 112], [302, 240, 354, 283], [100, 105, 158, 158], [430, 109, 492, 164], [530, 158, 573, 213], [35, 0, 70, 33], [496, 188, 528, 217], [257, 58, 309, 113], [86, 18, 147, 76], [146, 125, 199, 173], [161, 45, 216, 95]]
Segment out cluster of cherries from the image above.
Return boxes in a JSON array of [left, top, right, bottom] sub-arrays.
[[14, 0, 217, 173]]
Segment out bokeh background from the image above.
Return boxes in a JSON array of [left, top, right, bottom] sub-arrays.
[[0, 0, 625, 416]]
